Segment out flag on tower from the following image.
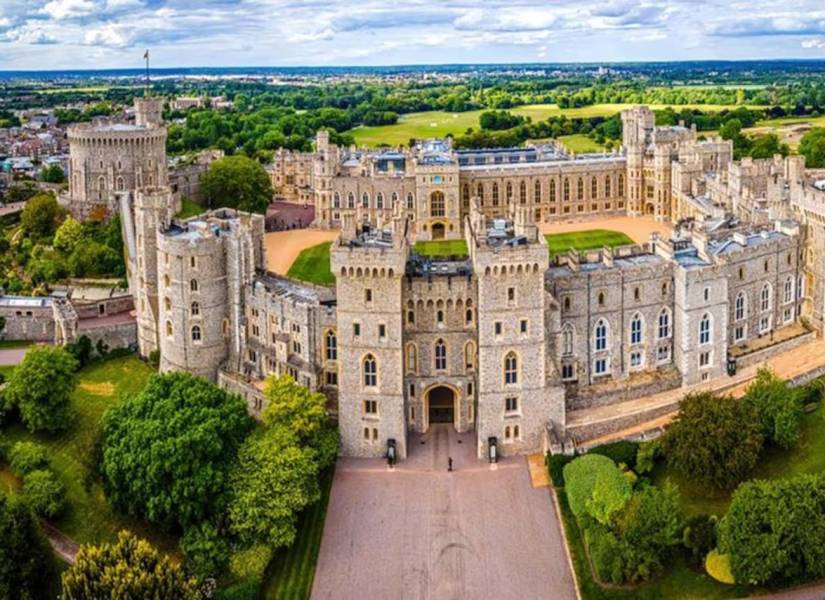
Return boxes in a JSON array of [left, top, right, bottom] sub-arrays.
[[144, 49, 149, 60]]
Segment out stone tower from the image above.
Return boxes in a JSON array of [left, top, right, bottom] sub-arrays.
[[135, 96, 164, 128], [312, 130, 335, 227], [331, 215, 409, 458], [471, 206, 564, 459], [621, 106, 654, 216]]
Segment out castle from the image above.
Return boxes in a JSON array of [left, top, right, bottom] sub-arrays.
[[59, 98, 825, 461]]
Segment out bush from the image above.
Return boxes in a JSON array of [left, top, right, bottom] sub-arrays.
[[586, 525, 625, 584], [564, 454, 632, 525], [635, 439, 662, 475], [547, 453, 573, 488], [705, 550, 735, 584], [682, 514, 717, 565], [228, 544, 272, 587], [23, 469, 66, 518], [180, 521, 230, 581], [741, 367, 801, 449], [719, 474, 825, 585], [588, 440, 640, 470], [9, 442, 49, 476], [214, 579, 260, 600], [661, 392, 763, 489], [0, 493, 56, 599]]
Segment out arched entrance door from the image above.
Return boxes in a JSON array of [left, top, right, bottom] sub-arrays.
[[431, 222, 446, 240], [427, 385, 455, 426]]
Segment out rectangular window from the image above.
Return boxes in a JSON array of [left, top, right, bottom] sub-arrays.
[[734, 326, 745, 343], [365, 289, 372, 303], [520, 319, 528, 334], [630, 351, 643, 368], [562, 364, 575, 380], [699, 351, 710, 368], [508, 287, 515, 303], [495, 322, 502, 335], [759, 316, 770, 334], [364, 400, 377, 415], [783, 307, 793, 324], [505, 397, 518, 413], [594, 358, 608, 375], [353, 323, 360, 337], [409, 383, 415, 397], [378, 324, 386, 338], [657, 346, 671, 363], [325, 371, 338, 385]]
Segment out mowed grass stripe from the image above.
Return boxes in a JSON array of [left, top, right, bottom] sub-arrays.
[[545, 229, 635, 258], [413, 239, 469, 259], [287, 242, 335, 285]]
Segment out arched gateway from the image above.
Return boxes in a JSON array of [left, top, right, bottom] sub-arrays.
[[426, 385, 456, 427]]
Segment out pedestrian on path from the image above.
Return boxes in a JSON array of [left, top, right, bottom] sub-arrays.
[[448, 457, 453, 472]]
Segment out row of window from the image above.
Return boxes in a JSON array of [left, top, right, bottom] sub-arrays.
[[332, 191, 412, 210], [362, 351, 518, 388], [405, 340, 476, 373], [466, 175, 626, 206]]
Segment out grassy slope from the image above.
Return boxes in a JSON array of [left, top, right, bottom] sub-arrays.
[[176, 198, 204, 219], [545, 230, 635, 258], [558, 134, 606, 153], [652, 401, 825, 518], [350, 103, 753, 147], [286, 242, 335, 286], [0, 355, 178, 554], [263, 468, 334, 599], [412, 239, 469, 259]]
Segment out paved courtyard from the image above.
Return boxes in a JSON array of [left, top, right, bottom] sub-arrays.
[[311, 425, 577, 600]]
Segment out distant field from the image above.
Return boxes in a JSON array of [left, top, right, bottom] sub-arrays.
[[349, 103, 757, 147], [743, 115, 825, 150], [545, 229, 634, 258], [286, 241, 334, 285], [557, 134, 605, 154], [413, 239, 469, 259]]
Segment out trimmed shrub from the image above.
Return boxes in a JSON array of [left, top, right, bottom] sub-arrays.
[[9, 442, 48, 476], [547, 453, 573, 488], [588, 440, 640, 470], [705, 550, 735, 584], [564, 454, 632, 525], [23, 469, 66, 518], [682, 514, 717, 565]]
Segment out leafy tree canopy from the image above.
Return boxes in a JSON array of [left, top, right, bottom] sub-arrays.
[[0, 493, 55, 600], [102, 371, 253, 531], [20, 193, 64, 240], [742, 367, 801, 449], [201, 155, 272, 214], [563, 454, 632, 525], [799, 127, 825, 168]]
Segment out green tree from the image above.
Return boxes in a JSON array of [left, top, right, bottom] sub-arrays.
[[262, 374, 339, 469], [200, 155, 272, 213], [53, 216, 84, 254], [799, 127, 825, 168], [22, 469, 66, 518], [0, 493, 56, 600], [9, 441, 49, 475], [101, 371, 253, 530], [229, 426, 321, 549], [564, 454, 632, 525], [742, 367, 801, 449], [20, 193, 64, 240], [40, 164, 65, 184], [661, 392, 763, 489], [719, 474, 825, 585], [4, 346, 77, 433], [749, 133, 789, 159], [180, 520, 230, 581], [61, 531, 199, 599]]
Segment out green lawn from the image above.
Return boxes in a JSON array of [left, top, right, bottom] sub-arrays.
[[262, 468, 334, 599], [412, 239, 469, 259], [0, 339, 33, 350], [558, 134, 606, 154], [349, 103, 753, 147], [175, 198, 204, 220], [287, 242, 335, 286], [545, 229, 635, 258], [652, 400, 825, 518], [0, 355, 178, 554]]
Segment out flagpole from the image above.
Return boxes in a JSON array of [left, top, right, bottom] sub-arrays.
[[144, 49, 149, 95]]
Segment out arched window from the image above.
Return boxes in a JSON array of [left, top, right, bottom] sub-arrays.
[[534, 179, 541, 202], [630, 313, 643, 345], [477, 183, 484, 204], [408, 310, 415, 324], [190, 301, 199, 316], [164, 297, 171, 311], [505, 426, 511, 441], [325, 330, 337, 360], [406, 343, 417, 372], [618, 173, 625, 196], [519, 180, 527, 204], [190, 279, 199, 292], [784, 277, 794, 304], [191, 325, 201, 341], [430, 191, 445, 217], [598, 292, 605, 306], [164, 274, 170, 288], [577, 177, 584, 200], [464, 341, 475, 371], [504, 352, 518, 385], [462, 184, 470, 207], [436, 309, 444, 324], [492, 183, 499, 206], [735, 292, 746, 321], [165, 320, 173, 337], [591, 177, 598, 199], [658, 308, 671, 339], [391, 192, 398, 207], [798, 275, 805, 300], [549, 179, 556, 202], [562, 324, 574, 356], [362, 192, 369, 208], [434, 339, 447, 370], [333, 192, 341, 208], [593, 319, 608, 351], [506, 181, 513, 203], [376, 193, 384, 209], [761, 283, 772, 312], [605, 175, 611, 197], [514, 425, 520, 440], [363, 354, 377, 387], [563, 178, 570, 202], [116, 176, 124, 191], [347, 192, 355, 209], [406, 192, 414, 210], [465, 308, 473, 324], [699, 314, 711, 345]]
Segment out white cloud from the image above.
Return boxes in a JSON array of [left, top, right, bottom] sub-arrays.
[[802, 38, 825, 48], [40, 0, 98, 19], [84, 25, 131, 47], [5, 23, 58, 44], [0, 18, 10, 28]]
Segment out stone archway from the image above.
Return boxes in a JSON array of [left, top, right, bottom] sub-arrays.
[[431, 222, 446, 240], [426, 385, 456, 428]]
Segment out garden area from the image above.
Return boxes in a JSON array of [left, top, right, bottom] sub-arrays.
[[412, 239, 469, 259], [545, 229, 635, 259], [0, 346, 338, 598], [550, 368, 825, 599], [287, 241, 334, 285]]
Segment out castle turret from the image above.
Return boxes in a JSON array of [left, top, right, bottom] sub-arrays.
[[134, 96, 164, 128]]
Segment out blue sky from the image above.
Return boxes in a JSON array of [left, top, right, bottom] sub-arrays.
[[1, 0, 825, 70]]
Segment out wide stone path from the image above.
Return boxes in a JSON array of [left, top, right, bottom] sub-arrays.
[[311, 425, 577, 600]]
